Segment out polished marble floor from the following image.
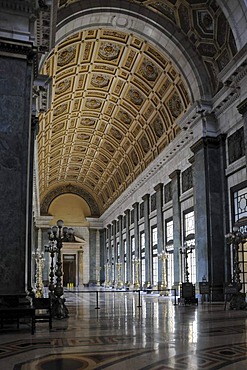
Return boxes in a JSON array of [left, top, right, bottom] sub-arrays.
[[0, 288, 247, 370]]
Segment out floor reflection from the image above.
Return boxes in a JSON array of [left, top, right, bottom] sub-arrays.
[[0, 289, 246, 369]]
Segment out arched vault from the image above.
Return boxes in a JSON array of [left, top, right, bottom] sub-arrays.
[[37, 0, 237, 215]]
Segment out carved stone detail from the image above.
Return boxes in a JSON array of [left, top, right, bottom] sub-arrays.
[[228, 127, 245, 165], [98, 42, 120, 61], [182, 167, 193, 193]]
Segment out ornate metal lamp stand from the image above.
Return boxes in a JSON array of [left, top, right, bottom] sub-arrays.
[[132, 257, 140, 289], [225, 225, 247, 310], [96, 266, 101, 286], [47, 219, 71, 319], [158, 250, 168, 294], [33, 250, 45, 298], [104, 262, 110, 288], [116, 262, 124, 289], [45, 241, 57, 298], [180, 244, 193, 283]]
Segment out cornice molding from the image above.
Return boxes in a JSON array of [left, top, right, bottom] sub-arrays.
[[0, 39, 36, 57], [0, 0, 35, 13], [0, 39, 38, 75], [190, 134, 227, 154]]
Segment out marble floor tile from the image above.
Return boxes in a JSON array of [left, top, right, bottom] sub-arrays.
[[0, 289, 246, 369]]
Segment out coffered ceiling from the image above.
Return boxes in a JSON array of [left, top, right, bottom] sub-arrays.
[[38, 29, 190, 214], [38, 0, 237, 216]]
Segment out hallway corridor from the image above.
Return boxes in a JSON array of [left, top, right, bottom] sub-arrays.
[[0, 289, 246, 369]]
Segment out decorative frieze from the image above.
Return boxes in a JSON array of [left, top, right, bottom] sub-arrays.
[[182, 167, 193, 193], [228, 127, 245, 165]]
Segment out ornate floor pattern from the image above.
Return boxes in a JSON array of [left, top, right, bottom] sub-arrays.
[[0, 290, 246, 369]]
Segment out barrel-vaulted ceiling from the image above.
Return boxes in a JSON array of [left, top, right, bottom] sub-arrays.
[[38, 0, 237, 216]]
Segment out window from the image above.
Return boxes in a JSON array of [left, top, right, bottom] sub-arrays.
[[111, 244, 115, 282], [166, 219, 174, 288], [152, 226, 158, 286], [117, 242, 120, 262], [183, 210, 196, 283], [131, 236, 135, 283], [124, 239, 127, 283], [234, 187, 247, 222]]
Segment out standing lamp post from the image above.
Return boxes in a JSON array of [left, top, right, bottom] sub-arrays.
[[180, 243, 193, 283], [96, 266, 101, 286], [158, 250, 168, 294], [104, 261, 110, 288], [45, 241, 57, 297], [116, 262, 124, 289], [132, 257, 140, 289], [47, 219, 73, 319], [33, 250, 45, 298], [225, 225, 247, 310]]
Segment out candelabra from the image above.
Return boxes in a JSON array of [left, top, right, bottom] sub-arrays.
[[96, 266, 101, 286], [45, 241, 57, 296], [132, 256, 140, 289], [46, 219, 73, 319], [33, 250, 45, 298], [225, 225, 247, 310], [180, 244, 193, 283], [115, 262, 124, 289], [104, 262, 110, 288], [158, 250, 168, 292]]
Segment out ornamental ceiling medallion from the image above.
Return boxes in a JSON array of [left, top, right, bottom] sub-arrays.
[[37, 29, 191, 214]]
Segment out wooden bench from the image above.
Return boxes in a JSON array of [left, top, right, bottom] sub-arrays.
[[0, 295, 35, 334]]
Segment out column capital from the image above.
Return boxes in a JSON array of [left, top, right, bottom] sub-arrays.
[[169, 169, 180, 181], [142, 193, 150, 201], [154, 183, 163, 192], [132, 202, 139, 209], [191, 135, 226, 154]]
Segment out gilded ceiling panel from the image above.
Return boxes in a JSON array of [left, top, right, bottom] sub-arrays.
[[38, 29, 191, 213]]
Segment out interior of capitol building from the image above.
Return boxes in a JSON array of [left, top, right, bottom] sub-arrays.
[[0, 0, 247, 369]]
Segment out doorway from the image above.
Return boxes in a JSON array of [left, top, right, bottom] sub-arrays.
[[63, 254, 76, 287]]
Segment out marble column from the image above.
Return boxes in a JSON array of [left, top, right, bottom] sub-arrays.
[[89, 229, 97, 285], [27, 116, 39, 294], [131, 202, 139, 287], [142, 194, 151, 286], [237, 98, 247, 172], [154, 183, 165, 287], [0, 41, 37, 295], [107, 224, 112, 284], [191, 135, 227, 301], [132, 203, 139, 258], [78, 250, 84, 287], [112, 220, 117, 285], [169, 170, 181, 292], [99, 229, 105, 283], [118, 215, 124, 283], [124, 209, 131, 285]]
